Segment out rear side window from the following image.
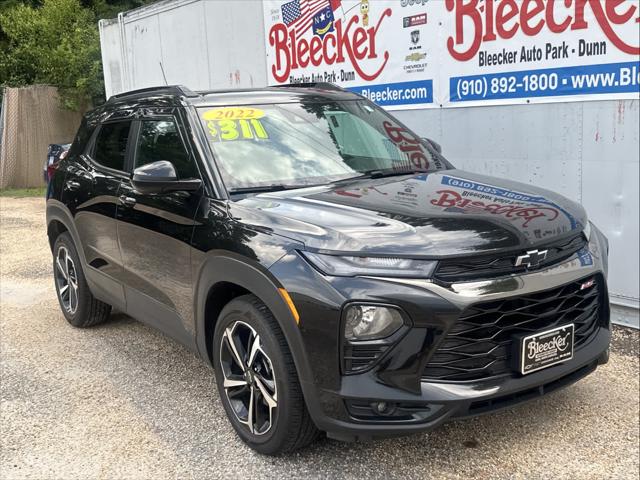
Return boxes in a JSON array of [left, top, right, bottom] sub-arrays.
[[69, 117, 95, 158], [135, 119, 198, 179], [93, 121, 131, 171]]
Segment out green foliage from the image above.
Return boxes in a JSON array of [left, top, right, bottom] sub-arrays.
[[82, 0, 157, 20], [0, 0, 157, 110], [0, 0, 103, 109]]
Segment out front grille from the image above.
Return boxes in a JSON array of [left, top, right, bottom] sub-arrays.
[[422, 276, 603, 382], [434, 234, 587, 283]]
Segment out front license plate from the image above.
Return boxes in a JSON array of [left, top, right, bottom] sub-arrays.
[[520, 324, 574, 375]]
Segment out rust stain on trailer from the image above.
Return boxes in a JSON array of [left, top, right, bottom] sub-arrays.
[[617, 101, 625, 124], [229, 70, 241, 86]]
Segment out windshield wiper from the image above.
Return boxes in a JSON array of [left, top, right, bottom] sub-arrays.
[[364, 169, 425, 179], [332, 169, 422, 184], [229, 184, 321, 194]]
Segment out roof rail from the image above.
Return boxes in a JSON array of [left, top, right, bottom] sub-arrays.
[[272, 82, 346, 92], [107, 85, 199, 103]]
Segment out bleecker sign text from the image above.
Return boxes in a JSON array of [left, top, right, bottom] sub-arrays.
[[269, 8, 392, 83], [445, 0, 640, 61]]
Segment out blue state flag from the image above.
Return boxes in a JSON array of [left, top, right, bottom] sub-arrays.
[[312, 5, 334, 38]]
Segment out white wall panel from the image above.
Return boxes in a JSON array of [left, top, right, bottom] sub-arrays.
[[202, 0, 267, 89], [124, 13, 164, 90], [395, 104, 584, 202], [581, 100, 639, 306], [98, 19, 124, 99], [157, 1, 210, 90], [105, 0, 267, 95]]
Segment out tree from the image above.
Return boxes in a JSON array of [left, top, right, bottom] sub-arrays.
[[0, 0, 39, 56], [0, 0, 103, 109], [0, 0, 158, 109], [80, 0, 157, 20]]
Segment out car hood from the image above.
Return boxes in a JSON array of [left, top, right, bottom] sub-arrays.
[[233, 169, 587, 257]]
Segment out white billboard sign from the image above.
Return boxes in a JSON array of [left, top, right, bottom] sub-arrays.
[[263, 0, 640, 109]]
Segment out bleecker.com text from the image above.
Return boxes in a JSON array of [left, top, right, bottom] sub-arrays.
[[269, 9, 392, 83], [446, 0, 640, 61]]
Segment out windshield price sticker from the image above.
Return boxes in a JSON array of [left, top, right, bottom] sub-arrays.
[[202, 107, 265, 121], [202, 108, 269, 142], [206, 119, 269, 142]]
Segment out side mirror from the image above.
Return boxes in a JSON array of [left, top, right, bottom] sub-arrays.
[[132, 160, 201, 194], [422, 137, 442, 154]]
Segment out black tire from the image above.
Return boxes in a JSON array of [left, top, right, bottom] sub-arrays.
[[213, 294, 319, 455], [53, 232, 111, 328]]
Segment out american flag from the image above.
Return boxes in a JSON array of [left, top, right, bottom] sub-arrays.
[[281, 0, 331, 37]]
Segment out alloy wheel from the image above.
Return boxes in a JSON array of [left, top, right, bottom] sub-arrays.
[[55, 246, 79, 314], [219, 321, 278, 436]]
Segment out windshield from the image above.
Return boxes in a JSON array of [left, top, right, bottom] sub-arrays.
[[197, 99, 450, 192]]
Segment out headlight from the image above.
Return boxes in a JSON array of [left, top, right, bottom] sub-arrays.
[[302, 252, 436, 278], [344, 304, 404, 341]]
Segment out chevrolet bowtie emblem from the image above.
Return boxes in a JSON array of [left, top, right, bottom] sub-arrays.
[[514, 249, 548, 269]]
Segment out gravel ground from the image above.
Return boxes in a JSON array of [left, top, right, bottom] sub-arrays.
[[1, 196, 639, 480]]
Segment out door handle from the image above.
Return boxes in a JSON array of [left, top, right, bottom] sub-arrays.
[[65, 180, 81, 191], [118, 195, 137, 207]]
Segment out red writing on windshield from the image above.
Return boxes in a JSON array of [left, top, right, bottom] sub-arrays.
[[383, 121, 430, 171]]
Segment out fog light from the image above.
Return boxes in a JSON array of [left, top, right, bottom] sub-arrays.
[[344, 305, 404, 341], [375, 402, 388, 413]]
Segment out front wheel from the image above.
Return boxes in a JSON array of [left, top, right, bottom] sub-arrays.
[[213, 294, 319, 455], [53, 232, 111, 327]]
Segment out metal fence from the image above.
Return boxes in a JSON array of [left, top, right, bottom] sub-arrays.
[[0, 86, 83, 189]]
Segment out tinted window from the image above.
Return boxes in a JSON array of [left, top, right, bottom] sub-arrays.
[[135, 119, 198, 179], [69, 117, 95, 158], [93, 121, 131, 171]]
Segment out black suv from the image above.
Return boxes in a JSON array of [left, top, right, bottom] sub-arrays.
[[46, 84, 611, 455]]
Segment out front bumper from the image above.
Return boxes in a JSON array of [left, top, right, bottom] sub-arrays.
[[269, 229, 611, 441], [310, 329, 609, 441]]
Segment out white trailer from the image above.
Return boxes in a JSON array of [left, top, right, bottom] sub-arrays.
[[99, 0, 639, 327], [99, 0, 268, 97]]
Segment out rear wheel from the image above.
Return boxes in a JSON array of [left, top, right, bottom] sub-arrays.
[[213, 294, 319, 455], [53, 232, 111, 327]]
